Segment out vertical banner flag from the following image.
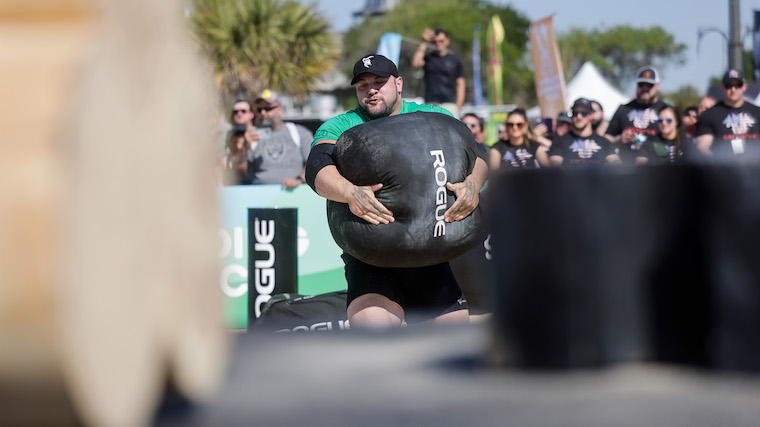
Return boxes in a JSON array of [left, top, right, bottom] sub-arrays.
[[472, 24, 485, 106], [487, 15, 505, 105], [753, 11, 760, 83], [530, 15, 567, 119], [377, 32, 403, 67]]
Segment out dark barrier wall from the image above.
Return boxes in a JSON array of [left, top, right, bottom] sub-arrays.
[[487, 165, 760, 371]]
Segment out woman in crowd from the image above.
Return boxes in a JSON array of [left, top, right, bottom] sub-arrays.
[[217, 124, 251, 185], [489, 108, 549, 169], [635, 104, 684, 165], [682, 106, 698, 139]]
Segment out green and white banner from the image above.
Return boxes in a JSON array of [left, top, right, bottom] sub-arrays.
[[218, 185, 346, 329]]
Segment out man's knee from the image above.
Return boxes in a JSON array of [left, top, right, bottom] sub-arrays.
[[347, 293, 404, 327], [432, 308, 469, 325]]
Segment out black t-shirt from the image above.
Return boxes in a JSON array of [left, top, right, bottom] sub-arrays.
[[607, 99, 668, 164], [547, 132, 615, 166], [636, 133, 684, 165], [491, 139, 540, 168], [423, 53, 465, 104], [696, 101, 760, 159]]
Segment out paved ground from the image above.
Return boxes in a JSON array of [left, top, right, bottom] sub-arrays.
[[154, 322, 760, 427]]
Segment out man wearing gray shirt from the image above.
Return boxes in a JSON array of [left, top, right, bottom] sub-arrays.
[[244, 89, 313, 189]]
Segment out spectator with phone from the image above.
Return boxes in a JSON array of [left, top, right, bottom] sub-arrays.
[[217, 125, 251, 186], [413, 28, 466, 117]]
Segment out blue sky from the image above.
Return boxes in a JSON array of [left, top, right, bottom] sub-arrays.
[[301, 0, 760, 95]]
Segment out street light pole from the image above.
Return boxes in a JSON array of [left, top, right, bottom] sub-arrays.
[[728, 0, 743, 71]]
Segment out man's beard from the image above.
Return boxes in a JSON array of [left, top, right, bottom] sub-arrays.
[[360, 95, 399, 119], [637, 91, 656, 105]]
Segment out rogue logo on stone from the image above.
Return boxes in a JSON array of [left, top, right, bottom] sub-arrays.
[[430, 149, 447, 238]]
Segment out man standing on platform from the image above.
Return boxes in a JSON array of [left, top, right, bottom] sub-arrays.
[[412, 28, 466, 117], [605, 66, 668, 165]]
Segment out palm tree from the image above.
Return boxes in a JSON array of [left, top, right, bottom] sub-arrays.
[[190, 0, 339, 104]]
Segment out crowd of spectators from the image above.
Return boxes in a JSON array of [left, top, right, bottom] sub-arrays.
[[217, 64, 759, 187]]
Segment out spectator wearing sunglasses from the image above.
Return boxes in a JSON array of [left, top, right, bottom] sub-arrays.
[[698, 95, 717, 115], [635, 105, 685, 165], [589, 99, 608, 136], [548, 98, 621, 167], [682, 106, 699, 139], [696, 69, 760, 161], [230, 98, 255, 131], [461, 113, 488, 162], [488, 108, 547, 169], [229, 97, 258, 152], [242, 89, 313, 188], [605, 66, 668, 165]]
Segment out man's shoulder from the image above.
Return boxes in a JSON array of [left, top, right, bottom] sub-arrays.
[[322, 108, 365, 125], [445, 52, 463, 62], [590, 132, 613, 145], [312, 109, 366, 146], [400, 100, 454, 116], [741, 101, 760, 114], [611, 101, 633, 117], [322, 109, 370, 130], [552, 133, 574, 146], [286, 121, 313, 134]]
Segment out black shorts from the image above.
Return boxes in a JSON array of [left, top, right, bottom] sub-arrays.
[[342, 253, 468, 322]]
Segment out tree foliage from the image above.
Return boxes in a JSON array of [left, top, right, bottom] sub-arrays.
[[558, 26, 687, 90], [661, 85, 702, 113], [341, 0, 534, 107], [190, 0, 339, 104]]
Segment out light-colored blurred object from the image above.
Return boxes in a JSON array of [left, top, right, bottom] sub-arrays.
[[0, 0, 230, 426]]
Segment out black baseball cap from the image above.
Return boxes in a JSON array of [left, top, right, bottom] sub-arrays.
[[351, 54, 399, 85], [571, 98, 593, 111], [722, 68, 745, 86], [557, 111, 572, 124]]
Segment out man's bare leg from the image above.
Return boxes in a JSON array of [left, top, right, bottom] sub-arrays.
[[348, 293, 404, 327], [432, 308, 470, 325]]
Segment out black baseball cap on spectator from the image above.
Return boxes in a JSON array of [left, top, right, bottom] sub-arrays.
[[351, 54, 399, 85], [722, 68, 745, 86], [557, 111, 572, 124], [572, 98, 593, 111]]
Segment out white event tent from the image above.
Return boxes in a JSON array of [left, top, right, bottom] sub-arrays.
[[529, 61, 629, 121]]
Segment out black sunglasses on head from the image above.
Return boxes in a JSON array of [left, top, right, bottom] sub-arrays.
[[233, 109, 249, 114]]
